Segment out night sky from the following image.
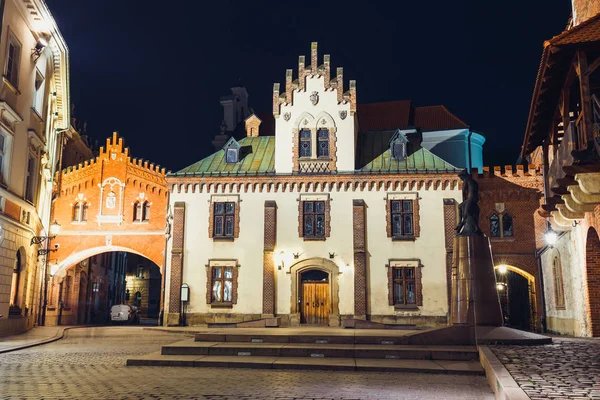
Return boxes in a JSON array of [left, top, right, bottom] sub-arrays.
[[45, 0, 571, 172]]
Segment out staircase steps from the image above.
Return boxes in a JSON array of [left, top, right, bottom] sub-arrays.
[[127, 331, 483, 374]]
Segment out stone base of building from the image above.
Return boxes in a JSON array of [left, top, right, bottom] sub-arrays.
[[547, 316, 586, 337], [368, 314, 448, 328], [0, 315, 35, 337]]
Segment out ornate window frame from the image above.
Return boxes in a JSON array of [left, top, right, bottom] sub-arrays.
[[205, 259, 239, 308], [208, 195, 240, 240], [292, 112, 337, 173], [387, 259, 423, 309], [298, 193, 331, 240], [385, 193, 420, 240], [489, 209, 514, 240]]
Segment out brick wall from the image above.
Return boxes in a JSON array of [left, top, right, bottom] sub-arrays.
[[168, 202, 185, 313], [262, 201, 277, 315], [353, 200, 367, 317]]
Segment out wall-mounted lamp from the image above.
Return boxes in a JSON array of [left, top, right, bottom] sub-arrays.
[[544, 223, 558, 248], [293, 252, 300, 259], [32, 37, 48, 62], [329, 252, 336, 259], [496, 282, 507, 291], [497, 264, 508, 274]]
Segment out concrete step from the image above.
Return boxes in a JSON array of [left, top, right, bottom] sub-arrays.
[[161, 340, 478, 361], [126, 352, 483, 375]]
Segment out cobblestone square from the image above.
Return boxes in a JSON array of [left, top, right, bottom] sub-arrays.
[[0, 327, 493, 400]]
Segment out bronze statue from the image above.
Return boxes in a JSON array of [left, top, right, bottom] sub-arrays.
[[456, 170, 482, 236]]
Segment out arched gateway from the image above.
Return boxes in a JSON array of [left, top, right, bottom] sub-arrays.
[[46, 133, 167, 325]]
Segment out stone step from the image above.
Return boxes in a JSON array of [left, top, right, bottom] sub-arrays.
[[161, 340, 478, 361], [194, 332, 413, 345], [126, 352, 484, 375]]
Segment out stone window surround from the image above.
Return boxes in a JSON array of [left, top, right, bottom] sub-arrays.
[[387, 258, 423, 309], [552, 251, 566, 310], [205, 259, 239, 308], [291, 112, 338, 173], [208, 194, 240, 240], [385, 192, 421, 240], [4, 29, 22, 90], [297, 193, 331, 240]]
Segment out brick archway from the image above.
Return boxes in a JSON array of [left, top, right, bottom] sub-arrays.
[[586, 227, 600, 337]]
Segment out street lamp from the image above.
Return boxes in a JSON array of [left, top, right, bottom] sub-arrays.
[[31, 220, 61, 326], [544, 224, 558, 247]]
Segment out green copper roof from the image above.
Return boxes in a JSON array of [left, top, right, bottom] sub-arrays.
[[177, 136, 275, 174], [357, 130, 457, 172]]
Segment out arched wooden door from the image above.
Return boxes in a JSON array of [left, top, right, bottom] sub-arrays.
[[300, 270, 330, 325]]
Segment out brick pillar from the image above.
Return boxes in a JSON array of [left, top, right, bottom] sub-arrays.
[[168, 202, 186, 324], [262, 201, 277, 316], [353, 200, 367, 319], [443, 199, 458, 311]]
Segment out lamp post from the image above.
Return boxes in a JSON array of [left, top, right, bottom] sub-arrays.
[[31, 220, 60, 326]]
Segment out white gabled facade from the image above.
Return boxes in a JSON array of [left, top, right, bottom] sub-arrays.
[[164, 43, 468, 328]]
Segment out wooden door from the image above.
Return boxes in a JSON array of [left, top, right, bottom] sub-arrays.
[[301, 281, 330, 324]]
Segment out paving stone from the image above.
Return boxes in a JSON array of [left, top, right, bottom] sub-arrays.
[[0, 326, 494, 399]]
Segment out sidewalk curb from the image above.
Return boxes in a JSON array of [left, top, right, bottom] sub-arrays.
[[0, 326, 88, 355], [479, 345, 530, 400]]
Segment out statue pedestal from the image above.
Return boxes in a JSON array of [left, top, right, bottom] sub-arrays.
[[450, 235, 503, 326]]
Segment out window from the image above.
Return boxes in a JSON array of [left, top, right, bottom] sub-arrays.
[[553, 256, 566, 309], [392, 267, 416, 306], [299, 129, 311, 157], [303, 200, 325, 238], [391, 200, 414, 237], [72, 202, 88, 222], [5, 36, 21, 88], [226, 148, 238, 163], [0, 134, 5, 183], [25, 155, 37, 203], [391, 142, 407, 161], [143, 202, 150, 221], [317, 129, 329, 157], [490, 212, 513, 238], [33, 68, 45, 113], [136, 266, 144, 278], [9, 252, 21, 307], [135, 291, 142, 307], [213, 202, 235, 237], [211, 266, 233, 303]]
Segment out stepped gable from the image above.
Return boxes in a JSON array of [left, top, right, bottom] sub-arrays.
[[272, 42, 356, 117]]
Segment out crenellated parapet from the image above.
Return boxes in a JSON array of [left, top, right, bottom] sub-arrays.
[[272, 42, 356, 117]]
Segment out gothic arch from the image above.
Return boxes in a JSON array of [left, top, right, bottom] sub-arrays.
[[294, 111, 315, 129], [314, 111, 336, 130], [288, 257, 340, 325]]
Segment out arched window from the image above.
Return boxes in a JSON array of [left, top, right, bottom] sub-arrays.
[[317, 129, 329, 157], [143, 202, 150, 221], [552, 255, 566, 309], [72, 203, 81, 222], [81, 203, 89, 222], [10, 251, 21, 307], [299, 129, 311, 157], [502, 213, 513, 237], [133, 202, 143, 222], [490, 214, 500, 237]]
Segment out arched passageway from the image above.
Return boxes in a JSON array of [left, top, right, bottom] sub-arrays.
[[45, 251, 162, 326], [494, 264, 536, 331]]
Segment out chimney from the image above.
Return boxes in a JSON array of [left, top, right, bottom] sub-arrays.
[[245, 114, 262, 137]]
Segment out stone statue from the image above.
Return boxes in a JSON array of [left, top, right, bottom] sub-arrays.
[[456, 170, 482, 236]]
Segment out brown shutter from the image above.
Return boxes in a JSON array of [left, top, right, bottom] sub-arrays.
[[386, 200, 392, 238]]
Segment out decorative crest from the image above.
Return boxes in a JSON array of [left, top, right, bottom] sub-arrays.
[[283, 112, 291, 121], [339, 110, 347, 120], [310, 91, 319, 106]]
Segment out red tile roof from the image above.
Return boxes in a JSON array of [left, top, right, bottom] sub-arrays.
[[357, 101, 468, 132], [357, 101, 412, 131], [414, 105, 468, 131], [547, 11, 600, 46]]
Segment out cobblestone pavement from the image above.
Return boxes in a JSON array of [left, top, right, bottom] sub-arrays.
[[0, 326, 493, 400], [491, 337, 600, 399]]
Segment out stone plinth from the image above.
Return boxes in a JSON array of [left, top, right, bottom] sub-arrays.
[[450, 235, 503, 326]]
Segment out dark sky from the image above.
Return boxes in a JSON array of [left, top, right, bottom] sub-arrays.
[[45, 0, 571, 172]]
